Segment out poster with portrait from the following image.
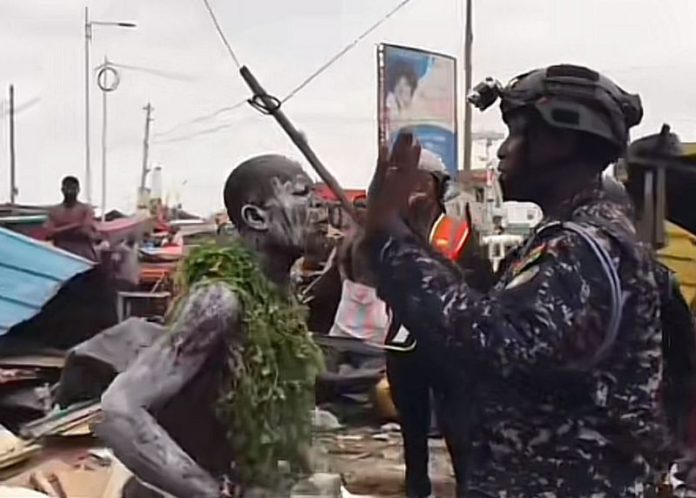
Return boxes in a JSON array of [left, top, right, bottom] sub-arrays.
[[378, 44, 458, 175]]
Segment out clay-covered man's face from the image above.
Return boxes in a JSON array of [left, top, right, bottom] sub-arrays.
[[265, 172, 312, 253], [239, 169, 312, 257]]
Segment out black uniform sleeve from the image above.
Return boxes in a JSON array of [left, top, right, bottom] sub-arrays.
[[368, 220, 615, 374]]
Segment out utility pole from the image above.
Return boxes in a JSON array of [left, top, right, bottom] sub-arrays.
[[463, 0, 473, 172], [9, 85, 16, 205], [100, 55, 108, 222], [84, 6, 92, 204], [84, 7, 137, 205], [140, 103, 153, 191]]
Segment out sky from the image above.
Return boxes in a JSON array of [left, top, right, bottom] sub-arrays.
[[2, 0, 696, 215]]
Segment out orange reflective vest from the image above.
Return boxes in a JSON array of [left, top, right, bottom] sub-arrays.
[[428, 214, 471, 261]]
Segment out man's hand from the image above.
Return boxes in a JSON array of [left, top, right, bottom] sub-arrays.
[[365, 132, 421, 234]]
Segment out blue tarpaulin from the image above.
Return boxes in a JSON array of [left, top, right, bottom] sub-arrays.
[[0, 227, 94, 335]]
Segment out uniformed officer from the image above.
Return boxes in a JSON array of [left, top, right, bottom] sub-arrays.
[[364, 64, 668, 497]]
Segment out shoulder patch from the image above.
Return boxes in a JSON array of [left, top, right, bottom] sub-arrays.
[[505, 265, 541, 289], [509, 242, 547, 276]]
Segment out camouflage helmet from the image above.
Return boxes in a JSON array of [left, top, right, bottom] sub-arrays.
[[472, 64, 643, 153]]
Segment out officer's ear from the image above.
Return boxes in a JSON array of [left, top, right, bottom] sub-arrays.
[[240, 204, 270, 232]]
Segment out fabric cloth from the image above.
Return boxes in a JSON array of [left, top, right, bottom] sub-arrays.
[[328, 279, 389, 346], [368, 184, 668, 497]]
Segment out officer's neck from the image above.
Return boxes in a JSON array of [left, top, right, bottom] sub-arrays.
[[538, 168, 602, 219]]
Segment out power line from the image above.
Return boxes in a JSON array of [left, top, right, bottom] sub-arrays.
[[156, 99, 246, 138], [280, 0, 416, 104], [202, 0, 242, 69], [156, 0, 417, 142]]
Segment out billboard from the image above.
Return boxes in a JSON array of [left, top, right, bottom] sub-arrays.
[[378, 44, 458, 174]]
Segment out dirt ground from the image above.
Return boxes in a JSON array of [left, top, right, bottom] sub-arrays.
[[316, 425, 456, 497]]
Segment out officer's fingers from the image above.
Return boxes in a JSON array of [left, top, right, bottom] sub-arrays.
[[404, 142, 421, 174], [369, 145, 390, 199], [375, 144, 390, 181], [390, 131, 415, 170]]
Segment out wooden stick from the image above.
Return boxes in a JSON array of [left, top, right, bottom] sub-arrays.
[[239, 66, 358, 223]]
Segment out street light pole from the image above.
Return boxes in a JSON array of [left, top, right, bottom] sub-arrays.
[[83, 7, 136, 207], [9, 85, 16, 205], [101, 56, 109, 222], [463, 0, 473, 172], [84, 6, 92, 204]]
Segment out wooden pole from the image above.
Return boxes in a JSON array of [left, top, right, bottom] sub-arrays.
[[463, 0, 473, 172], [140, 103, 153, 191], [9, 84, 16, 205], [239, 66, 358, 222]]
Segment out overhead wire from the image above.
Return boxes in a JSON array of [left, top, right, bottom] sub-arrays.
[[154, 0, 417, 143], [279, 0, 415, 104], [202, 0, 242, 69]]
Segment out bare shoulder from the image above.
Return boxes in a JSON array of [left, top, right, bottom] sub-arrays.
[[47, 204, 62, 219], [103, 283, 242, 404]]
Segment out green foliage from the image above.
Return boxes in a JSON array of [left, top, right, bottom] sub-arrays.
[[178, 242, 324, 488]]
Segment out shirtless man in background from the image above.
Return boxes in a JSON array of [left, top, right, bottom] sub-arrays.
[[45, 176, 97, 261]]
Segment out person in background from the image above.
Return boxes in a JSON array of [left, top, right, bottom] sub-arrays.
[[328, 197, 388, 344], [384, 149, 493, 498], [365, 65, 666, 497], [44, 176, 97, 261], [112, 236, 140, 291]]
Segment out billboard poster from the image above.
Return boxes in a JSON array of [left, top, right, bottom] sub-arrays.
[[378, 44, 458, 175]]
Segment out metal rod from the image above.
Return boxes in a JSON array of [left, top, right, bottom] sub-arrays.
[[84, 6, 92, 204], [239, 66, 358, 222], [462, 0, 473, 172], [9, 84, 16, 205], [101, 56, 108, 222]]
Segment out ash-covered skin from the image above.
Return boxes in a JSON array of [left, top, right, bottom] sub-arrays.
[[96, 283, 240, 498], [96, 154, 314, 498], [367, 185, 669, 497], [265, 174, 312, 257]]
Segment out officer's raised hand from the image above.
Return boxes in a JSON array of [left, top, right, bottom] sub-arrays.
[[365, 132, 421, 234]]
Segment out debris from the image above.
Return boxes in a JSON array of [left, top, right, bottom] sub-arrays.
[[53, 467, 110, 497], [100, 459, 132, 498], [312, 408, 342, 431], [290, 472, 343, 497], [28, 471, 57, 497], [0, 486, 52, 498], [20, 400, 100, 440], [0, 424, 41, 470], [379, 423, 400, 433], [371, 433, 390, 442], [87, 448, 113, 464], [335, 435, 362, 442], [0, 354, 65, 370]]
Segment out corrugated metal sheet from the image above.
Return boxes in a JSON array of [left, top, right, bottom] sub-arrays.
[[659, 222, 696, 308], [0, 228, 94, 335]]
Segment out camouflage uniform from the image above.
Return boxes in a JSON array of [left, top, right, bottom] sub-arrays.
[[368, 185, 668, 497]]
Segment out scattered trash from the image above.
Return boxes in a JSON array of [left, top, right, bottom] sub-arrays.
[[379, 422, 400, 433], [312, 408, 342, 431], [20, 400, 101, 440], [88, 447, 114, 463], [0, 486, 51, 498], [0, 424, 41, 470], [291, 472, 343, 497]]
